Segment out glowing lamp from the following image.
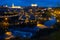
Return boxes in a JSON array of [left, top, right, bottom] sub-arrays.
[[5, 32, 12, 36], [5, 18, 8, 20]]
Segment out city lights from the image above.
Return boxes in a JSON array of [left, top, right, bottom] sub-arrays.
[[5, 32, 14, 40], [54, 10, 60, 14], [57, 20, 60, 22], [11, 4, 22, 8], [5, 18, 8, 20], [0, 4, 59, 40], [5, 32, 12, 36], [37, 24, 47, 28], [0, 0, 60, 39], [3, 22, 9, 26], [31, 4, 37, 7]]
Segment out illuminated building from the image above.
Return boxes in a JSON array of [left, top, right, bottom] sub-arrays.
[[31, 4, 37, 7], [11, 4, 22, 9], [0, 7, 19, 26], [3, 22, 9, 27]]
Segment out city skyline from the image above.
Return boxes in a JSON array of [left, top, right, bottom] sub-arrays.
[[0, 0, 59, 7]]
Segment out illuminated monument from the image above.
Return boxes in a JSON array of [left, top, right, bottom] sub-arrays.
[[11, 4, 22, 8], [31, 4, 37, 7]]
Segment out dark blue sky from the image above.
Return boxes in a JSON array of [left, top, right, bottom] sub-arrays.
[[0, 0, 59, 7]]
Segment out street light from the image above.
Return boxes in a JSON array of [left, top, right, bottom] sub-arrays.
[[5, 17, 8, 20]]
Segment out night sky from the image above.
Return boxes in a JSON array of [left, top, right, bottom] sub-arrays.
[[0, 0, 59, 7]]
